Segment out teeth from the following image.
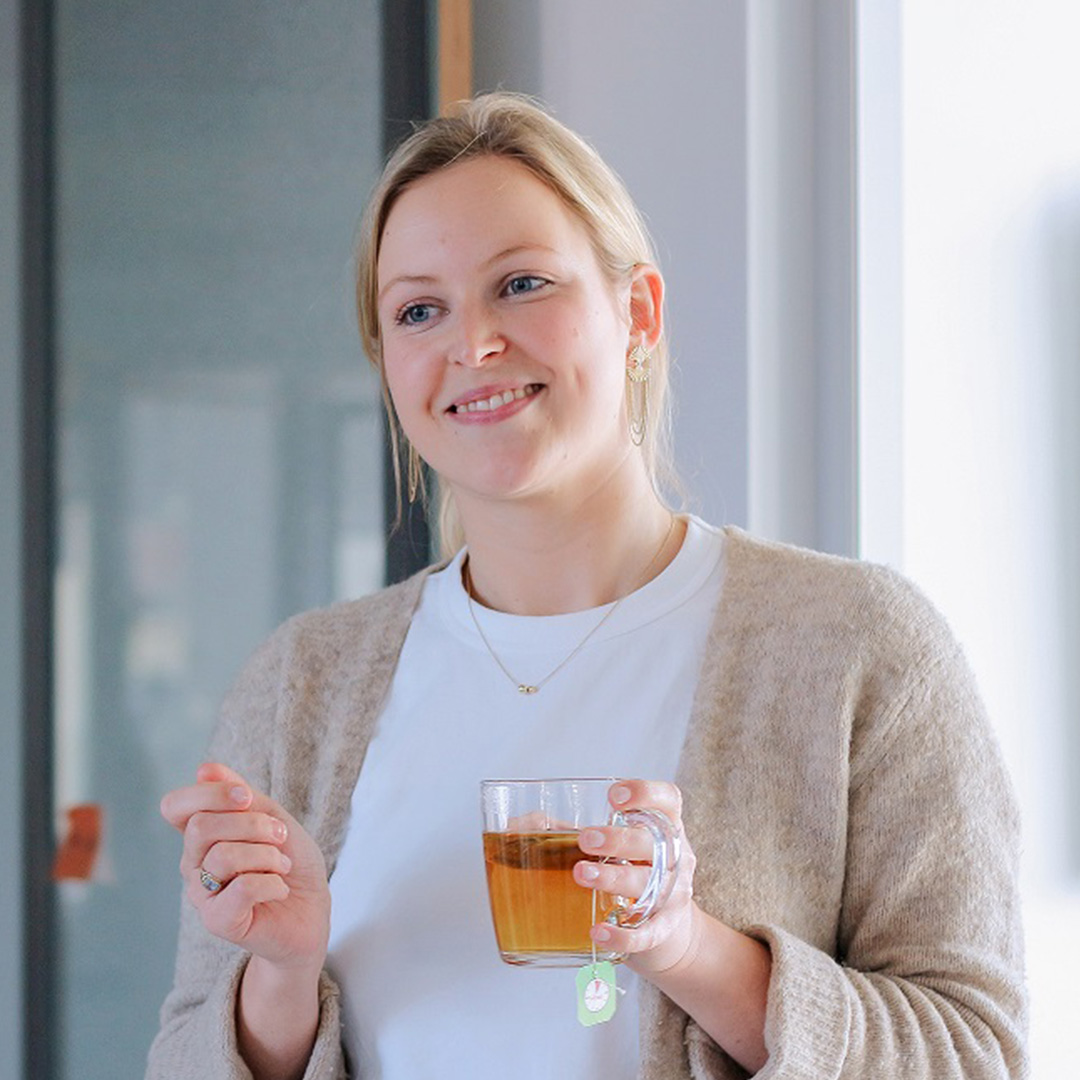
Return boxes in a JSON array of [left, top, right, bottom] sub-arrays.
[[455, 385, 538, 413]]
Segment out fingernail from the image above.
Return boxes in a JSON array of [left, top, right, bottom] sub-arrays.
[[610, 785, 631, 805], [592, 925, 611, 943], [270, 819, 288, 843], [579, 862, 601, 881], [580, 829, 605, 850], [280, 855, 292, 873], [229, 785, 250, 805]]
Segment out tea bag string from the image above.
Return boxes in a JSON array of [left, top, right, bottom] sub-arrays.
[[590, 856, 626, 995], [591, 885, 600, 970]]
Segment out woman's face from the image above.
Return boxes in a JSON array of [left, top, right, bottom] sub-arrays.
[[377, 155, 646, 513]]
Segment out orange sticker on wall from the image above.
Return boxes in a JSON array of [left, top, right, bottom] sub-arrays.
[[53, 804, 103, 881]]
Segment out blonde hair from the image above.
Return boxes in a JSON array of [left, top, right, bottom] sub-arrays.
[[356, 92, 677, 554]]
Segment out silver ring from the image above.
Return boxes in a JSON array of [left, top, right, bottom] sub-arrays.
[[198, 866, 224, 894]]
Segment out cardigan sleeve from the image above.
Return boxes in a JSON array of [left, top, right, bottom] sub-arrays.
[[743, 606, 1028, 1079], [145, 621, 348, 1080]]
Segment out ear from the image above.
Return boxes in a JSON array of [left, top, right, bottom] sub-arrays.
[[627, 263, 664, 352]]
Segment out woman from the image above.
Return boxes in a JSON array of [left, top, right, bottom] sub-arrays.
[[149, 94, 1027, 1080]]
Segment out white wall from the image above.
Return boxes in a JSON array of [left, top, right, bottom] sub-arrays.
[[748, 0, 860, 555], [899, 4, 1080, 1075]]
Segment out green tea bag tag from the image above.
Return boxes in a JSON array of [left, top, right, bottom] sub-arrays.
[[576, 961, 618, 1026]]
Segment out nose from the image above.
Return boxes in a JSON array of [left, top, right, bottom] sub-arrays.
[[450, 302, 506, 368]]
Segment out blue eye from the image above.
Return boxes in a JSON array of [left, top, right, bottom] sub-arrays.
[[397, 303, 435, 326], [504, 275, 547, 297]]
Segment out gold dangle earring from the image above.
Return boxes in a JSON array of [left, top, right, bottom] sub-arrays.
[[626, 343, 650, 447], [406, 441, 423, 503]]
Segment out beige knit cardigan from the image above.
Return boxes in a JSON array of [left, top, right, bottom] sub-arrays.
[[147, 528, 1028, 1079]]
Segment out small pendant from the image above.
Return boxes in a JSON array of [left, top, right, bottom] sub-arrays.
[[517, 684, 539, 695]]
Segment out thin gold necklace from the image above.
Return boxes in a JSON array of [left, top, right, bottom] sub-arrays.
[[464, 515, 679, 695]]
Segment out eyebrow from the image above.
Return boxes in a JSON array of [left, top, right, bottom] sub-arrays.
[[377, 244, 561, 303], [378, 274, 437, 303], [485, 243, 559, 265]]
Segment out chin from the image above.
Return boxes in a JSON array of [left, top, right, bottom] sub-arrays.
[[444, 465, 556, 507]]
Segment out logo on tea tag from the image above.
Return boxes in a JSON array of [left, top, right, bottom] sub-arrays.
[[576, 961, 617, 1026]]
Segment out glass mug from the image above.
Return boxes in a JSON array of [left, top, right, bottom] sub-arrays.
[[480, 778, 681, 967]]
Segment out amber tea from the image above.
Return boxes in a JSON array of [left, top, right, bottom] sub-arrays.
[[483, 831, 614, 964]]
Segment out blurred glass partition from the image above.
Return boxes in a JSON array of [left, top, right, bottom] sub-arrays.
[[52, 2, 390, 1075]]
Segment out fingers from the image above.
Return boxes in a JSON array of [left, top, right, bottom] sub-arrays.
[[588, 854, 698, 956], [162, 762, 295, 830], [160, 771, 255, 832], [590, 905, 682, 958], [195, 839, 292, 886], [182, 816, 292, 913], [180, 807, 288, 875], [181, 806, 293, 924], [196, 760, 248, 786], [190, 872, 291, 941], [578, 824, 655, 863], [161, 763, 293, 898], [608, 779, 683, 820], [573, 778, 699, 974], [592, 846, 698, 965], [573, 779, 684, 863], [573, 859, 650, 899]]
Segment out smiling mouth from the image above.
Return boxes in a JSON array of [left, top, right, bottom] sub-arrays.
[[448, 384, 542, 414]]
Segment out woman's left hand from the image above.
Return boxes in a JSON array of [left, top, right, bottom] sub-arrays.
[[573, 779, 702, 978]]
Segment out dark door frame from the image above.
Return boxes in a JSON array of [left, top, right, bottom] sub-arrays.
[[19, 0, 58, 1074]]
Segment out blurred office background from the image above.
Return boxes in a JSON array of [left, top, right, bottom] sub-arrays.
[[2, 1, 1077, 1076]]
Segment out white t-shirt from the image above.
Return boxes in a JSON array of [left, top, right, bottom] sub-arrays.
[[326, 517, 726, 1079]]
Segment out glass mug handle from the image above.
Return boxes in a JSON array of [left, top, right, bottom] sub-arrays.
[[606, 808, 681, 928]]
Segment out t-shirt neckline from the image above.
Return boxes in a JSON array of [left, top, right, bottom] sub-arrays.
[[429, 515, 724, 652]]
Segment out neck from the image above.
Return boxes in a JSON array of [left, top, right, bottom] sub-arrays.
[[455, 470, 681, 616]]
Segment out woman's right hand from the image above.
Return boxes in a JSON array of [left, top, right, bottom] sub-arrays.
[[160, 761, 330, 973]]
